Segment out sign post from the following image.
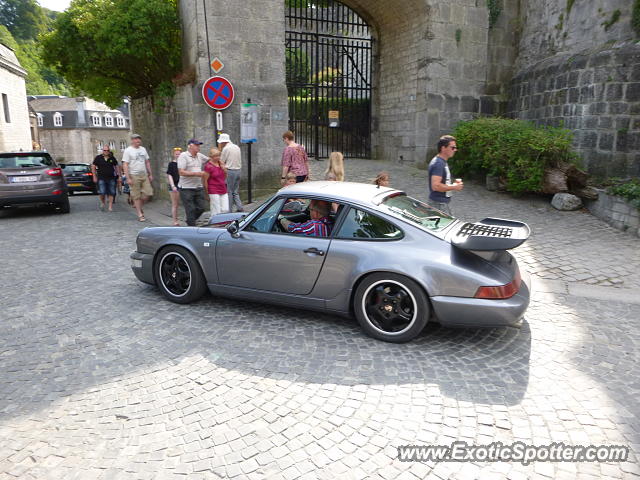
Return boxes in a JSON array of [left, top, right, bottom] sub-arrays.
[[241, 101, 259, 204]]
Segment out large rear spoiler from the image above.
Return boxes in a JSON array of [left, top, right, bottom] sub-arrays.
[[448, 217, 531, 251]]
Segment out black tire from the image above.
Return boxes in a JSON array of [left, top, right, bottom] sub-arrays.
[[353, 272, 430, 343], [57, 196, 70, 214], [154, 246, 207, 304]]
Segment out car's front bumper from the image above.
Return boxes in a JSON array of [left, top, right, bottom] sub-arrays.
[[430, 271, 531, 327], [130, 251, 155, 285]]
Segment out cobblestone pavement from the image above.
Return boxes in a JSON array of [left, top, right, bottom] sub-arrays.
[[1, 161, 639, 480]]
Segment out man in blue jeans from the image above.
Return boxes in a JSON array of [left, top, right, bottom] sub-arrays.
[[92, 146, 120, 211], [428, 135, 464, 216]]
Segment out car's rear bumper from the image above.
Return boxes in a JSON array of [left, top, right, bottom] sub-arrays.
[[130, 251, 155, 285], [0, 193, 67, 207], [430, 271, 531, 327]]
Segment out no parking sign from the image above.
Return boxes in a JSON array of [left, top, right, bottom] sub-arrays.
[[202, 76, 235, 110]]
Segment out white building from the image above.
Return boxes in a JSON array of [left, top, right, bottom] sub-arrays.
[[0, 42, 32, 152], [29, 96, 131, 164]]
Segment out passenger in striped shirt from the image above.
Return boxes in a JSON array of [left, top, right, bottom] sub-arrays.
[[279, 200, 333, 237]]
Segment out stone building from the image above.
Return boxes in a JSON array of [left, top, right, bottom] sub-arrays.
[[0, 42, 32, 152], [133, 0, 639, 199], [28, 96, 131, 164]]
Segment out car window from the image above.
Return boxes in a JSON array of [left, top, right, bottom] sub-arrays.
[[336, 208, 403, 240], [0, 155, 53, 168], [380, 193, 455, 232], [62, 165, 90, 172], [246, 198, 285, 233]]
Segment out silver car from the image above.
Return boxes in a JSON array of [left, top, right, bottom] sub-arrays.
[[131, 182, 531, 342]]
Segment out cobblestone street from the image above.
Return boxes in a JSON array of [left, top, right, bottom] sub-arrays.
[[1, 160, 639, 480]]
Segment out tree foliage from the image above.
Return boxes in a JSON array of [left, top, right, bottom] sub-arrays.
[[41, 0, 182, 107], [0, 24, 69, 96], [0, 0, 48, 40]]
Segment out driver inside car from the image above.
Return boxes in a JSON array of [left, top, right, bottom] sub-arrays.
[[279, 200, 333, 237]]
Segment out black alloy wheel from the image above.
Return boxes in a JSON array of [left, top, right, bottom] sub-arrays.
[[155, 246, 207, 303], [354, 273, 429, 343]]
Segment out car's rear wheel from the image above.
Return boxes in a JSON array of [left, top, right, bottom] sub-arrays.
[[353, 273, 429, 343], [155, 246, 207, 304], [57, 196, 70, 214]]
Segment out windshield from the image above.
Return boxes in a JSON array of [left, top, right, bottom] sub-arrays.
[[0, 155, 53, 168], [380, 193, 456, 232]]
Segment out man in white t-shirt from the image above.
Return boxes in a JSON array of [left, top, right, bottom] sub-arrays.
[[122, 134, 153, 222], [218, 133, 243, 212], [177, 138, 208, 226]]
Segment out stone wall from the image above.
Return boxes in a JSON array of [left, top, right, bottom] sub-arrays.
[[131, 0, 289, 201], [507, 42, 640, 177], [0, 45, 32, 152], [585, 188, 640, 237], [508, 0, 640, 177]]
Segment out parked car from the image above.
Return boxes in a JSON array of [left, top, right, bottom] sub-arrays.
[[131, 182, 531, 342], [0, 151, 69, 213], [61, 163, 97, 195]]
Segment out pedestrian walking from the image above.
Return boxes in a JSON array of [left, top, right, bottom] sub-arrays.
[[217, 133, 243, 212], [92, 145, 120, 211], [166, 147, 182, 226], [122, 134, 153, 222], [325, 151, 345, 181], [204, 148, 229, 217], [281, 131, 310, 184], [427, 135, 463, 216], [177, 139, 208, 226]]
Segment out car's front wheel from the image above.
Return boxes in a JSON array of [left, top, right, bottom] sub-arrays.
[[353, 273, 430, 343], [155, 246, 207, 304]]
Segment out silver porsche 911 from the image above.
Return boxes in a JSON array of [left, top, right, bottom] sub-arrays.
[[131, 181, 531, 343]]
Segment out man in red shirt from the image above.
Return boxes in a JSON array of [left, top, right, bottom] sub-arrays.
[[279, 200, 332, 237]]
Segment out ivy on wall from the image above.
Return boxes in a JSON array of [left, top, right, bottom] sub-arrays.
[[633, 0, 640, 37], [486, 0, 501, 28]]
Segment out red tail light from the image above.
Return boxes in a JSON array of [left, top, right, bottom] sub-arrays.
[[84, 172, 94, 176], [52, 189, 63, 195], [475, 270, 521, 299], [47, 168, 62, 176]]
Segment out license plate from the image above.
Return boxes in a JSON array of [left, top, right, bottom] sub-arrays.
[[10, 176, 38, 183], [68, 183, 82, 187], [131, 258, 143, 268]]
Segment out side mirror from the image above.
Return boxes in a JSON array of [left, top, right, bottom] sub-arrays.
[[227, 220, 240, 238]]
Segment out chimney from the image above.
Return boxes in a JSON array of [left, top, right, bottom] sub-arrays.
[[76, 97, 86, 125]]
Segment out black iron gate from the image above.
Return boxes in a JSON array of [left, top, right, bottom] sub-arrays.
[[285, 1, 373, 159]]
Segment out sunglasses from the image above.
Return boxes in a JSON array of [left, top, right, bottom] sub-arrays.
[[450, 146, 458, 150]]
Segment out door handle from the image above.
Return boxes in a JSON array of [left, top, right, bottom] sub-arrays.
[[304, 247, 325, 256]]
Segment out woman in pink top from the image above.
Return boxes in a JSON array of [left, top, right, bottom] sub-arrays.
[[281, 130, 310, 185], [203, 148, 229, 216]]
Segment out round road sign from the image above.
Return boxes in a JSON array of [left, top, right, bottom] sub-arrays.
[[202, 76, 235, 110]]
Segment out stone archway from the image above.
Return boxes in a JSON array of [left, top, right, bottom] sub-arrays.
[[338, 0, 431, 162]]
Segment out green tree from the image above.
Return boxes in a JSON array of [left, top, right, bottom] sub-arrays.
[[0, 24, 69, 96], [41, 0, 182, 107], [0, 0, 48, 40]]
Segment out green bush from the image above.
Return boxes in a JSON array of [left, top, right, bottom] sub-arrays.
[[450, 117, 580, 194], [608, 179, 640, 208]]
